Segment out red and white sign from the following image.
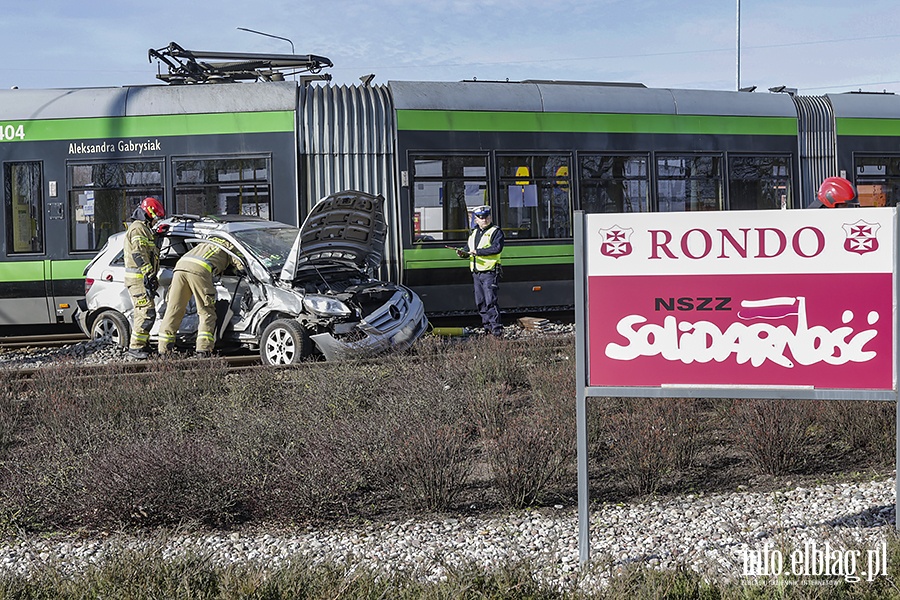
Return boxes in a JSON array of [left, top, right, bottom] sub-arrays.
[[585, 209, 896, 390]]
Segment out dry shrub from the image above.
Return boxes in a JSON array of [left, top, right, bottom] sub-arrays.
[[600, 397, 705, 497], [296, 364, 386, 411], [392, 416, 473, 511], [818, 400, 895, 463], [0, 361, 156, 530], [485, 410, 571, 508], [482, 361, 575, 508], [0, 371, 27, 460], [245, 386, 375, 518], [467, 385, 515, 440], [460, 336, 530, 391], [28, 360, 114, 449], [4, 358, 244, 530], [383, 360, 474, 511], [137, 357, 232, 433], [255, 425, 363, 518], [7, 330, 894, 534], [28, 357, 229, 444], [83, 435, 247, 528], [242, 358, 440, 518], [728, 398, 816, 475], [587, 400, 614, 464], [524, 347, 576, 405], [0, 445, 83, 530], [665, 398, 706, 470], [605, 397, 675, 496]]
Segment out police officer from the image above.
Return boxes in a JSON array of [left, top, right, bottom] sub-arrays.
[[158, 237, 243, 358], [456, 205, 505, 336], [123, 197, 166, 359]]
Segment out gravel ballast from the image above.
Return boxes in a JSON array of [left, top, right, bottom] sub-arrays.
[[0, 477, 893, 590]]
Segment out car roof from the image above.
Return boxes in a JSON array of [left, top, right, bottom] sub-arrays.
[[160, 215, 296, 237]]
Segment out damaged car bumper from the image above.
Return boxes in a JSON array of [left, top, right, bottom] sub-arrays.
[[311, 288, 428, 361]]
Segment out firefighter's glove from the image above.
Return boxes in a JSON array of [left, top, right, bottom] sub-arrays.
[[144, 274, 159, 296]]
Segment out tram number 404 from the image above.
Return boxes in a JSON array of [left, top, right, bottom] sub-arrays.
[[0, 124, 25, 141]]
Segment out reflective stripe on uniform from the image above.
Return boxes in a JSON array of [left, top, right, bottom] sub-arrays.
[[182, 256, 213, 272], [196, 330, 215, 352], [468, 226, 501, 272]]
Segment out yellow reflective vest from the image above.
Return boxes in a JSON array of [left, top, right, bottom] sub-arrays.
[[467, 225, 502, 272]]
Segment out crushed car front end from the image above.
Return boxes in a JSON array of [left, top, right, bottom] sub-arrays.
[[304, 282, 427, 361], [271, 189, 429, 361]]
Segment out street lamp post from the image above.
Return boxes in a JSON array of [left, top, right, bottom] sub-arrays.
[[237, 27, 295, 55]]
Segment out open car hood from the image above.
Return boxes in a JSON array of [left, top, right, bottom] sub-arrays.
[[280, 190, 387, 281]]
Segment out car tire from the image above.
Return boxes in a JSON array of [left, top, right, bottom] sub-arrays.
[[260, 319, 312, 365], [90, 310, 130, 349]]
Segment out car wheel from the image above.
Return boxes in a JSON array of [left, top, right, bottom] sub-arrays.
[[260, 319, 312, 365], [90, 310, 130, 349]]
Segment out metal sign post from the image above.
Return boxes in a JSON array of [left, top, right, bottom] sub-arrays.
[[574, 214, 590, 562], [574, 208, 899, 564]]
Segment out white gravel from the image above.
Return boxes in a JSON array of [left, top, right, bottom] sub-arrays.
[[0, 477, 893, 592]]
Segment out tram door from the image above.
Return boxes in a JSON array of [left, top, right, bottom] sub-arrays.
[[46, 191, 82, 326], [3, 161, 54, 325]]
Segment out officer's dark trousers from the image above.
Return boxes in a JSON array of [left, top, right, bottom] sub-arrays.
[[473, 269, 502, 335]]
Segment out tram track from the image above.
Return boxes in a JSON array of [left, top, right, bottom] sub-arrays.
[[0, 352, 270, 386], [0, 332, 89, 350], [0, 318, 575, 387]]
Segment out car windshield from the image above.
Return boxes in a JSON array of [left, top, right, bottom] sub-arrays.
[[231, 226, 299, 272]]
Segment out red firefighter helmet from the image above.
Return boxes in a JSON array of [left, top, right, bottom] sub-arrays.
[[817, 177, 856, 208], [140, 197, 166, 220]]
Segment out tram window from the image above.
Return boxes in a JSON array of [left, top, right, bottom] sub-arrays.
[[497, 155, 572, 239], [68, 161, 163, 252], [410, 155, 488, 243], [579, 155, 649, 213], [656, 155, 723, 212], [5, 162, 44, 254], [855, 156, 900, 207], [174, 157, 271, 219], [728, 155, 792, 210]]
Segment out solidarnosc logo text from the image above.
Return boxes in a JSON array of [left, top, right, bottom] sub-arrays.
[[605, 296, 879, 369]]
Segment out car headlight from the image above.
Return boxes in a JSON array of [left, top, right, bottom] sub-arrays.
[[303, 294, 352, 317]]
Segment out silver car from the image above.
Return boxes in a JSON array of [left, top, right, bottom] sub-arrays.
[[75, 191, 428, 365]]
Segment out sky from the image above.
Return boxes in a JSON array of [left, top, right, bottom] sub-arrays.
[[4, 0, 900, 96]]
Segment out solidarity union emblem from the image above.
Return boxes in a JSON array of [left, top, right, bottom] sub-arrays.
[[598, 226, 633, 258], [842, 219, 880, 256]]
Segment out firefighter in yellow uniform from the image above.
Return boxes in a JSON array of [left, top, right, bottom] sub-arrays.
[[123, 197, 166, 359], [157, 237, 243, 357]]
